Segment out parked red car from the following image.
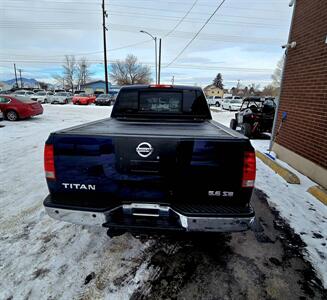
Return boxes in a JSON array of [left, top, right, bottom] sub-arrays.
[[0, 95, 43, 121], [72, 93, 96, 105]]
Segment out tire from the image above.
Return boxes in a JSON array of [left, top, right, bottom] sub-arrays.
[[229, 106, 232, 111], [6, 110, 18, 121], [241, 123, 252, 138], [65, 99, 68, 104], [44, 98, 47, 103], [215, 101, 220, 107], [230, 119, 237, 130]]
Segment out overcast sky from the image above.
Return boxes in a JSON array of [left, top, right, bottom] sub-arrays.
[[0, 0, 293, 88]]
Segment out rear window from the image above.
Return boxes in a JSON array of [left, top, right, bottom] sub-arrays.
[[112, 88, 211, 119], [139, 92, 181, 113]]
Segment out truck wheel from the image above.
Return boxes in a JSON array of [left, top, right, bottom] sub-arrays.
[[241, 123, 252, 137], [215, 101, 220, 107], [230, 119, 237, 130], [6, 110, 19, 121]]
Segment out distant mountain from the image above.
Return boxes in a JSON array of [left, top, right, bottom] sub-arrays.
[[4, 77, 39, 87]]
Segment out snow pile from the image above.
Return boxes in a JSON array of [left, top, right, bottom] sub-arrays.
[[212, 109, 327, 288]]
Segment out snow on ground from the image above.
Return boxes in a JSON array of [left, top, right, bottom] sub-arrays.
[[212, 108, 327, 288], [0, 104, 156, 299], [0, 105, 326, 299]]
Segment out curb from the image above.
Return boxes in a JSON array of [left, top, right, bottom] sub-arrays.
[[255, 151, 301, 184], [307, 186, 327, 206]]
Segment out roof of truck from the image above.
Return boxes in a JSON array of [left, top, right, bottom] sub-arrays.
[[120, 84, 203, 90]]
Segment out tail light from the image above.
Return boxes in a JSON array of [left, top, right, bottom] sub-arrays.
[[44, 144, 56, 180], [242, 151, 256, 188], [149, 84, 172, 88]]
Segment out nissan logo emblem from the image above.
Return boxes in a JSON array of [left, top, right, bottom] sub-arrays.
[[136, 142, 153, 158]]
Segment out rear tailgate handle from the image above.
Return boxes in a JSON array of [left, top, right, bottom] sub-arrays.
[[133, 210, 159, 217], [123, 203, 169, 217]]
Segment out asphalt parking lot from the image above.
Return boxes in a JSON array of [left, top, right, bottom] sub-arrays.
[[128, 189, 326, 300]]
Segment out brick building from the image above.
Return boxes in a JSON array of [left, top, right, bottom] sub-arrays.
[[272, 0, 327, 188]]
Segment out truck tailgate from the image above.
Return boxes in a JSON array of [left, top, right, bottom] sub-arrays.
[[47, 120, 253, 208]]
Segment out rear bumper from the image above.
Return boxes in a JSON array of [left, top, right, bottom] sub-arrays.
[[44, 195, 255, 233], [20, 109, 43, 118]]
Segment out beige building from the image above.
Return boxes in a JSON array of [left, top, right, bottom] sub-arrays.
[[203, 85, 224, 98]]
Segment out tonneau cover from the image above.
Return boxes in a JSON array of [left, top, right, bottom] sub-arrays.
[[55, 118, 246, 140]]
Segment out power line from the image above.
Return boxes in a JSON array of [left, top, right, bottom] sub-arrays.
[[3, 5, 288, 22], [0, 15, 286, 29], [164, 0, 198, 37], [0, 23, 284, 44], [0, 39, 152, 58], [0, 59, 273, 73], [166, 0, 226, 67], [4, 3, 289, 17]]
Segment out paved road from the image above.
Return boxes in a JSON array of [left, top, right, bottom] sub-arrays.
[[129, 189, 327, 299]]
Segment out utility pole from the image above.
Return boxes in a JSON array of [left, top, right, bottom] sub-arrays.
[[13, 64, 18, 88], [171, 75, 174, 85], [18, 69, 23, 88], [158, 38, 162, 84], [102, 0, 109, 94]]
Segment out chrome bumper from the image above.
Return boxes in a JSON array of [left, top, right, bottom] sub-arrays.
[[45, 203, 255, 233]]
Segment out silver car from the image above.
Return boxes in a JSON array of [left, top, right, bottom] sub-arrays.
[[49, 92, 73, 104]]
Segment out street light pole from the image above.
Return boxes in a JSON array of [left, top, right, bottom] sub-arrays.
[[158, 38, 162, 84], [140, 30, 157, 84]]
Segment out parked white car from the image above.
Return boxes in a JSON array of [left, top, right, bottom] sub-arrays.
[[13, 90, 35, 97], [206, 96, 222, 107], [49, 92, 73, 104], [30, 91, 54, 103], [222, 98, 243, 111]]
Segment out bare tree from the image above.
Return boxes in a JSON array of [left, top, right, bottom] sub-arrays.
[[37, 81, 48, 90], [271, 57, 284, 88], [249, 83, 260, 95], [77, 57, 92, 89], [262, 84, 279, 97], [62, 55, 77, 92], [110, 54, 152, 85], [52, 74, 65, 89]]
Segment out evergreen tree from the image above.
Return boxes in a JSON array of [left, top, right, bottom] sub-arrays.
[[213, 73, 224, 89]]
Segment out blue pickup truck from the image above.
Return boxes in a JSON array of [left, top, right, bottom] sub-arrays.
[[43, 84, 256, 236]]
